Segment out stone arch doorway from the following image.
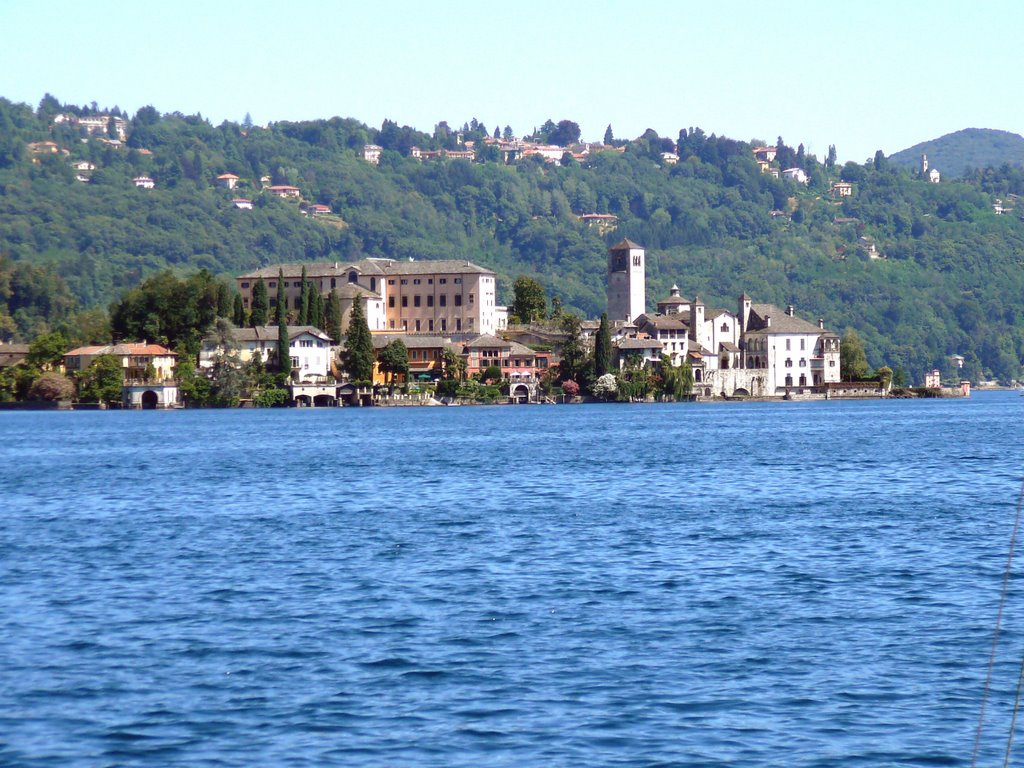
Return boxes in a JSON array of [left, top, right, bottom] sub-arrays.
[[141, 390, 159, 409]]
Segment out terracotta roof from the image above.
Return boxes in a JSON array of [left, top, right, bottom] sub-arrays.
[[66, 343, 175, 356], [217, 173, 240, 179]]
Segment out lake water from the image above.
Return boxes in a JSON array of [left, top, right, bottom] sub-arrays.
[[2, 392, 1024, 767]]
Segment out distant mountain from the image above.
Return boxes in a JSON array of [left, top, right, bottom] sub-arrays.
[[889, 128, 1024, 177]]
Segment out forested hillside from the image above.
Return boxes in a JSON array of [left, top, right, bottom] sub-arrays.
[[1, 95, 1023, 383]]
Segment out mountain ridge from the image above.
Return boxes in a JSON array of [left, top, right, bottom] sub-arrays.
[[888, 128, 1024, 177]]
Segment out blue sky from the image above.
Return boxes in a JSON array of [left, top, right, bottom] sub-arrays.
[[1, 0, 1020, 164]]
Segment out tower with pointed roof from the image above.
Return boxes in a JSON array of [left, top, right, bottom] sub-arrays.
[[607, 239, 646, 323]]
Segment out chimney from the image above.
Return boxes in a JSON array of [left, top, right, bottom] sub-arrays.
[[765, 315, 771, 328], [818, 318, 824, 329], [786, 304, 794, 317]]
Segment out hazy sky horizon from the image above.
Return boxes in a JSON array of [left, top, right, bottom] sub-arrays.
[[2, 0, 1021, 165]]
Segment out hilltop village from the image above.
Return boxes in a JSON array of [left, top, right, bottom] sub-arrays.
[[1, 238, 938, 408]]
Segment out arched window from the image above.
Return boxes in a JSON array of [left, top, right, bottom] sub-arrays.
[[370, 277, 376, 292], [348, 271, 357, 284]]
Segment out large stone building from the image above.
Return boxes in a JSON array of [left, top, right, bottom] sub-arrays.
[[236, 258, 505, 338]]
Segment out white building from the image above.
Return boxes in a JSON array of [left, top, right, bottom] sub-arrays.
[[739, 300, 841, 391], [363, 144, 383, 164], [200, 325, 334, 379], [782, 167, 809, 185]]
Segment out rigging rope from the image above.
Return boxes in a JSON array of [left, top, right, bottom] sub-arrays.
[[1003, 654, 1024, 768], [971, 477, 1024, 767]]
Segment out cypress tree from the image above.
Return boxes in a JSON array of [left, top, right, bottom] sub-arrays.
[[251, 277, 269, 326], [232, 293, 246, 327], [309, 290, 323, 330], [276, 315, 290, 377], [325, 288, 342, 344], [217, 283, 232, 317], [594, 312, 612, 377], [275, 268, 286, 324], [344, 295, 374, 382], [298, 266, 309, 325]]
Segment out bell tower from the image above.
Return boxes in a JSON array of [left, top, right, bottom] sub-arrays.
[[607, 239, 646, 323]]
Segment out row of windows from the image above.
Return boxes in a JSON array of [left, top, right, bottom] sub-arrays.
[[784, 339, 807, 351], [409, 349, 441, 361], [389, 277, 463, 286], [388, 318, 471, 332], [475, 357, 545, 368], [784, 359, 808, 367], [389, 294, 469, 308]]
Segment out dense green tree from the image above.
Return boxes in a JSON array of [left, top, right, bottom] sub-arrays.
[[216, 283, 232, 318], [77, 354, 123, 404], [109, 270, 222, 355], [276, 316, 290, 379], [841, 329, 871, 381], [232, 293, 246, 326], [26, 331, 68, 369], [512, 276, 547, 324], [594, 312, 611, 377], [309, 288, 323, 330], [174, 354, 210, 406], [558, 313, 587, 384], [378, 338, 409, 392], [344, 296, 374, 382], [548, 120, 581, 147], [324, 288, 342, 343], [250, 277, 269, 326], [604, 125, 614, 146], [275, 268, 286, 325], [298, 266, 309, 325]]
